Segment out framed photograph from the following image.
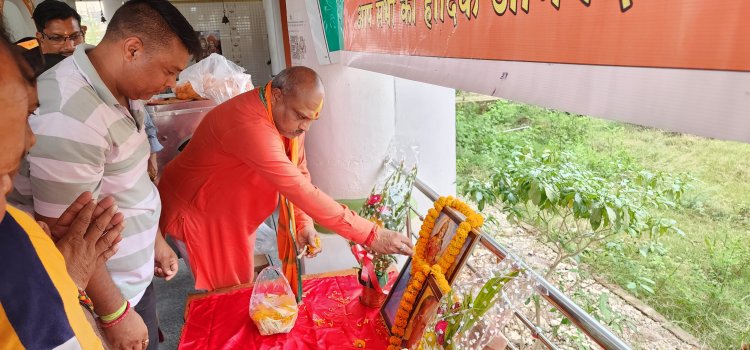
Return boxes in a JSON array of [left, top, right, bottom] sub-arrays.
[[195, 31, 222, 60], [381, 209, 480, 335], [427, 212, 480, 283], [381, 258, 412, 331], [403, 276, 443, 349]]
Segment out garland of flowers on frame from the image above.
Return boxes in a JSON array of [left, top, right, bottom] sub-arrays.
[[388, 196, 484, 350]]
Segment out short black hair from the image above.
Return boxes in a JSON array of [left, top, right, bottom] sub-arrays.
[[32, 0, 82, 32], [104, 0, 201, 57]]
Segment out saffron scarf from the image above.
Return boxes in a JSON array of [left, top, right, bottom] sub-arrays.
[[261, 82, 303, 301]]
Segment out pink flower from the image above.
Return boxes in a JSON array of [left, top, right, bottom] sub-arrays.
[[378, 206, 392, 215], [367, 194, 382, 205], [435, 320, 448, 345]]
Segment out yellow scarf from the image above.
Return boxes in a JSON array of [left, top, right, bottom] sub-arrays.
[[263, 83, 302, 301]]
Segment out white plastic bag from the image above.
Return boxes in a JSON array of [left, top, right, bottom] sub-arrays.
[[177, 53, 254, 103], [249, 266, 299, 335]]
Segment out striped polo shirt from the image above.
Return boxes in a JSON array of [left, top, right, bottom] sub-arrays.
[[9, 44, 160, 305]]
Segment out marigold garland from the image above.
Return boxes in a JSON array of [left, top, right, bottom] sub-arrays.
[[387, 196, 483, 350]]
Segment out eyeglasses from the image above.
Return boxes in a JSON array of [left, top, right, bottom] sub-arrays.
[[41, 31, 85, 45]]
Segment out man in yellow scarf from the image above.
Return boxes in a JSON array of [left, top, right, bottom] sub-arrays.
[[159, 66, 414, 295]]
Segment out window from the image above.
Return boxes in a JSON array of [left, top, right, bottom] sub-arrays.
[[75, 1, 108, 46]]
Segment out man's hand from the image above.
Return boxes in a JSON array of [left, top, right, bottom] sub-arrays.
[[51, 192, 125, 288], [297, 227, 322, 258], [147, 153, 158, 182], [102, 308, 149, 350], [368, 228, 414, 256], [154, 232, 178, 281], [45, 192, 124, 242]]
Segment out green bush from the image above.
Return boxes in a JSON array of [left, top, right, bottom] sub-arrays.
[[455, 97, 750, 349]]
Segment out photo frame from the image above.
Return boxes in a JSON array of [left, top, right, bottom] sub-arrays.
[[381, 207, 480, 335], [427, 212, 480, 283], [381, 258, 412, 331], [195, 30, 222, 61], [402, 276, 443, 349]]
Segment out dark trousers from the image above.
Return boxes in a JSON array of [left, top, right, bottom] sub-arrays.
[[134, 282, 159, 350]]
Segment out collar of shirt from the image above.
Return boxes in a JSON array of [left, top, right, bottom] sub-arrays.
[[71, 45, 144, 131]]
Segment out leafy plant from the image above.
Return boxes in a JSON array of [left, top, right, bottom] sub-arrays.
[[356, 161, 417, 287], [456, 96, 750, 349], [460, 147, 688, 279]]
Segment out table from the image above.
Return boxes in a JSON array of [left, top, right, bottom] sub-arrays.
[[178, 270, 391, 349]]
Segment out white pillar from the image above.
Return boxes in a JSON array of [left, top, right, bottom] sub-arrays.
[[262, 0, 286, 75], [3, 0, 36, 41]]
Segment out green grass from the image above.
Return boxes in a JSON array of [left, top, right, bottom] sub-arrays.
[[456, 98, 750, 349]]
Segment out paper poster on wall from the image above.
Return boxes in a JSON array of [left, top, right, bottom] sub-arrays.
[[341, 0, 750, 143], [287, 7, 313, 66], [196, 31, 222, 61]]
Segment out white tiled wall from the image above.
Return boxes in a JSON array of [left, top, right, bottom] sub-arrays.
[[175, 1, 273, 87]]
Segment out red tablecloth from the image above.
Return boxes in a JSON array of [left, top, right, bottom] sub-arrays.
[[179, 273, 391, 350]]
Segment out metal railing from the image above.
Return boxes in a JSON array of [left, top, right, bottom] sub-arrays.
[[409, 176, 631, 350]]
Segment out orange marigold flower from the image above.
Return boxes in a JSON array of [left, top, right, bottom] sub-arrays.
[[458, 222, 471, 232], [427, 208, 438, 218], [468, 214, 484, 227]]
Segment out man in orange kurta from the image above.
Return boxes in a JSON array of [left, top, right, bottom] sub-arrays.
[[158, 66, 413, 291]]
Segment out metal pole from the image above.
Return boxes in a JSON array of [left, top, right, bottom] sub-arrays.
[[411, 176, 632, 350]]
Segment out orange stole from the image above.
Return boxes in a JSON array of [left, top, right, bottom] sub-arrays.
[[262, 83, 303, 301], [21, 0, 34, 15], [277, 139, 302, 301]]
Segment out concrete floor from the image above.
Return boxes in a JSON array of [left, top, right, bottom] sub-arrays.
[[153, 259, 193, 350]]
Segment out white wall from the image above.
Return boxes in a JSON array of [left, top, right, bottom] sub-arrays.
[[304, 65, 397, 199], [394, 77, 456, 210], [285, 0, 456, 205]]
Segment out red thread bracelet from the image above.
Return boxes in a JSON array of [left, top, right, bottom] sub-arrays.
[[99, 301, 130, 329], [363, 226, 378, 247]]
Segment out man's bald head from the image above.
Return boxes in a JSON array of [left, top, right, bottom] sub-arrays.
[[271, 66, 324, 97], [269, 66, 324, 139]]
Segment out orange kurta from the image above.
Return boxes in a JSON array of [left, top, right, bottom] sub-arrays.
[[158, 88, 375, 291]]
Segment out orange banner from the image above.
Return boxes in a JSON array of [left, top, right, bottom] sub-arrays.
[[344, 0, 750, 72]]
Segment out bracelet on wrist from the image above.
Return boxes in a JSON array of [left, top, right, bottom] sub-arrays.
[[100, 299, 128, 323], [78, 289, 94, 314], [363, 226, 378, 247], [98, 301, 131, 329]]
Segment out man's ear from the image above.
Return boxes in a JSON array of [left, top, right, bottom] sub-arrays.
[[272, 87, 283, 104], [122, 37, 145, 62]]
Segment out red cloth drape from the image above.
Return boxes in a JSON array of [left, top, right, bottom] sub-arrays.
[[179, 274, 391, 350]]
